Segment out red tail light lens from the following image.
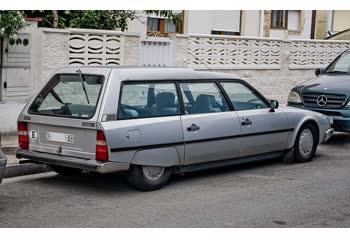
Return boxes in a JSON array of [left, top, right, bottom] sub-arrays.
[[18, 121, 29, 149], [96, 130, 108, 161]]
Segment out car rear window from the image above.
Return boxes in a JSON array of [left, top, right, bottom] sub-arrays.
[[29, 74, 104, 119]]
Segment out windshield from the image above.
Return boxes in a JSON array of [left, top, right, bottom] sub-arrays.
[[324, 51, 350, 75], [29, 74, 104, 119]]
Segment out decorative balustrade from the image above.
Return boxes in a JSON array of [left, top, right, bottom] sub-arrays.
[[187, 35, 282, 69], [186, 34, 350, 70], [68, 29, 123, 66], [289, 40, 350, 69]]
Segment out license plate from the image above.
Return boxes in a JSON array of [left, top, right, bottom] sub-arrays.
[[46, 132, 75, 144]]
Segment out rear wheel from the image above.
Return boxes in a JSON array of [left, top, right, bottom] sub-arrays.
[[50, 165, 83, 176], [284, 123, 318, 164], [128, 165, 172, 191]]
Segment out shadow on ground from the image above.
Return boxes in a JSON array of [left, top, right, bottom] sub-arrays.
[[22, 158, 281, 194], [323, 132, 350, 146], [15, 131, 350, 193]]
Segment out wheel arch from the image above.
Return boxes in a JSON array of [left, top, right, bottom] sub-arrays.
[[131, 146, 181, 167], [288, 117, 320, 149]]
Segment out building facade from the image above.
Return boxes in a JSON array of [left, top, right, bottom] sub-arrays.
[[126, 10, 314, 39]]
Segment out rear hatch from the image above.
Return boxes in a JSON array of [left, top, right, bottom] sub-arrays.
[[21, 69, 109, 160]]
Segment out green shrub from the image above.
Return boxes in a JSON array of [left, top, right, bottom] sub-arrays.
[[0, 11, 25, 39]]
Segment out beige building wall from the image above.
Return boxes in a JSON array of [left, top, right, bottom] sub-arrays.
[[315, 11, 329, 39], [315, 10, 350, 39], [332, 10, 350, 32]]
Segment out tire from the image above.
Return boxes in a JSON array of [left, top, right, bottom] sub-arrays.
[[128, 165, 172, 191], [50, 165, 83, 176], [284, 123, 318, 164]]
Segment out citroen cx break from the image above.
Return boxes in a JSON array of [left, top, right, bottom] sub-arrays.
[[17, 67, 333, 191], [288, 50, 350, 132]]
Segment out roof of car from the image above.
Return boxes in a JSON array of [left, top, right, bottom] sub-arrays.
[[56, 66, 240, 81]]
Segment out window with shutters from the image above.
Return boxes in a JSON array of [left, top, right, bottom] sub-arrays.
[[147, 17, 183, 37], [271, 10, 288, 29], [211, 10, 241, 35]]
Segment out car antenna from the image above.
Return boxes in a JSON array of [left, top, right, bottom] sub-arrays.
[[178, 44, 213, 71], [76, 69, 90, 104]]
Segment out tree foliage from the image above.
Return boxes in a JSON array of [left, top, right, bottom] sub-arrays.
[[23, 10, 181, 32], [144, 10, 183, 26], [0, 11, 25, 39]]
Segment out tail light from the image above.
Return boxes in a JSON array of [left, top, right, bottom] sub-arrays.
[[18, 121, 29, 149], [96, 130, 108, 161]]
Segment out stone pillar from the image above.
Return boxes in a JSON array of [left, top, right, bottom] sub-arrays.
[[280, 39, 292, 72], [264, 10, 272, 37], [122, 33, 141, 66], [170, 34, 189, 68], [39, 28, 70, 84]]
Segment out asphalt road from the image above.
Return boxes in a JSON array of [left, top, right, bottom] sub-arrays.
[[1, 133, 350, 227]]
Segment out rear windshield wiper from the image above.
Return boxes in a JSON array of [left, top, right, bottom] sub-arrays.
[[76, 69, 90, 104]]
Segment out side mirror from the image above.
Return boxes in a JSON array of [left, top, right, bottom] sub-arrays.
[[315, 68, 325, 76], [270, 100, 279, 112]]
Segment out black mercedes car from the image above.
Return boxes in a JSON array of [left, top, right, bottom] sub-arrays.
[[288, 49, 350, 132]]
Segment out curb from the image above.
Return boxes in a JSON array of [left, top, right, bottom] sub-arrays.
[[4, 163, 50, 178], [2, 147, 18, 155]]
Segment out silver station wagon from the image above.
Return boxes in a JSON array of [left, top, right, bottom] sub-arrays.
[[17, 67, 333, 191]]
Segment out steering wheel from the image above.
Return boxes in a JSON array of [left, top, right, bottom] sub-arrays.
[[252, 104, 263, 109]]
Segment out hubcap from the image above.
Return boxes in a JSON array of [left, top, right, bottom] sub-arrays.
[[299, 129, 314, 156], [142, 166, 165, 181]]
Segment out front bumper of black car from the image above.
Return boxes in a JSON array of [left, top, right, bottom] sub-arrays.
[[287, 103, 350, 132]]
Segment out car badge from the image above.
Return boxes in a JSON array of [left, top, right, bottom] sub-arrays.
[[57, 146, 63, 154], [317, 95, 328, 106], [324, 88, 328, 90]]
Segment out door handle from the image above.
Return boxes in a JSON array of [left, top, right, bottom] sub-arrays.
[[241, 118, 252, 126], [3, 82, 7, 89], [187, 123, 200, 132]]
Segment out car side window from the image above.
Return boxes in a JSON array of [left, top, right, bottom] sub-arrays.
[[118, 83, 180, 119], [220, 82, 269, 111], [179, 82, 229, 114]]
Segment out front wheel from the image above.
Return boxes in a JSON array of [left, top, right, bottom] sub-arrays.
[[284, 123, 318, 164], [128, 165, 172, 191]]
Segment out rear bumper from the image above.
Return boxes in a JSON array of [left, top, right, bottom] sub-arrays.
[[16, 149, 130, 174], [0, 157, 7, 183]]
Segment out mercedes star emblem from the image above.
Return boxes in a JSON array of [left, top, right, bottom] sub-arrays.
[[317, 95, 328, 106]]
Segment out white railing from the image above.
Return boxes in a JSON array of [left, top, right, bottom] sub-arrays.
[[187, 34, 282, 70], [185, 34, 350, 70], [68, 29, 124, 66], [289, 39, 350, 69]]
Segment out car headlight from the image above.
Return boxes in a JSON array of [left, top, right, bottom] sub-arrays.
[[288, 91, 302, 104]]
